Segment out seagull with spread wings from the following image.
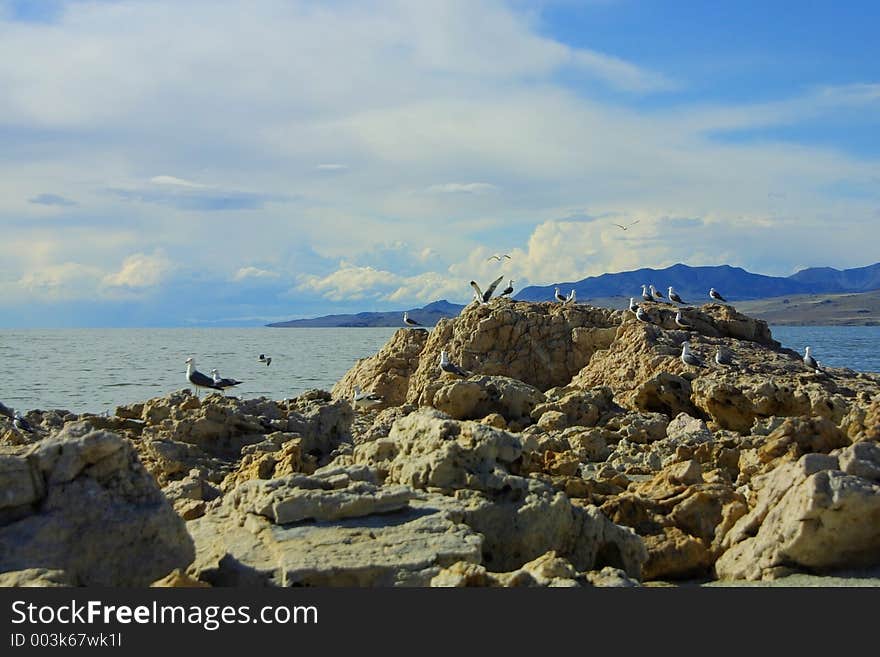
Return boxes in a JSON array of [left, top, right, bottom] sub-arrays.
[[487, 254, 512, 262], [612, 219, 640, 231], [470, 275, 505, 304]]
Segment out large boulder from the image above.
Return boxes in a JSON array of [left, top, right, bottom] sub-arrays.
[[0, 422, 194, 586]]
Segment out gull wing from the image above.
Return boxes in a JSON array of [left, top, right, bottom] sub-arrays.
[[483, 275, 504, 301], [470, 280, 484, 300]]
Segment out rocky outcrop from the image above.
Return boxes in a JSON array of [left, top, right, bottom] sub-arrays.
[[332, 328, 428, 409], [0, 422, 194, 586]]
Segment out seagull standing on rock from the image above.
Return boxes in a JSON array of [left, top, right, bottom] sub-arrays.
[[211, 368, 243, 391], [709, 288, 728, 303], [715, 347, 734, 366], [403, 312, 423, 327], [675, 310, 692, 329], [668, 287, 686, 304], [471, 275, 504, 304], [439, 350, 468, 377], [352, 385, 384, 410], [628, 297, 638, 313], [13, 411, 34, 434], [500, 280, 514, 297], [635, 306, 652, 323], [803, 346, 822, 373], [185, 357, 221, 396], [641, 285, 653, 303], [650, 284, 665, 301], [680, 342, 705, 368], [555, 287, 568, 303], [564, 289, 576, 305]]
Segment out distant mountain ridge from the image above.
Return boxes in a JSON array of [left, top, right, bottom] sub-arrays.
[[267, 300, 465, 327], [515, 262, 880, 303], [267, 262, 880, 326]]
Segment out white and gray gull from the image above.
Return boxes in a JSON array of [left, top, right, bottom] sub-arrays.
[[641, 284, 653, 303], [635, 306, 652, 323], [471, 275, 504, 304], [680, 342, 705, 368], [258, 354, 272, 366], [353, 385, 384, 410], [185, 357, 221, 396], [13, 411, 34, 433], [715, 347, 734, 366], [668, 287, 686, 304], [650, 284, 665, 300], [709, 288, 728, 303], [554, 287, 567, 303], [439, 350, 468, 377], [500, 280, 514, 297], [803, 346, 822, 373], [211, 368, 243, 390], [675, 310, 692, 329], [403, 311, 423, 327]]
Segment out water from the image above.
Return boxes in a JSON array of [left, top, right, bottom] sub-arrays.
[[0, 328, 397, 415], [1, 326, 877, 415]]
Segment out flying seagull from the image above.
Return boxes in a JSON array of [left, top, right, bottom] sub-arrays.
[[13, 411, 34, 434], [674, 310, 692, 329], [612, 219, 640, 231], [668, 287, 686, 304], [709, 288, 728, 303], [258, 354, 272, 367], [715, 347, 734, 366], [641, 284, 653, 303], [211, 368, 243, 391], [185, 357, 221, 396], [803, 346, 822, 373], [649, 284, 665, 300], [487, 254, 511, 262], [500, 280, 514, 297], [353, 385, 383, 410], [403, 311, 423, 327], [635, 306, 652, 323], [439, 350, 468, 377], [470, 275, 504, 304], [680, 342, 705, 368]]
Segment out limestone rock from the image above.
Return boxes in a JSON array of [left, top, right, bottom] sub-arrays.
[[423, 375, 545, 424], [0, 422, 194, 586]]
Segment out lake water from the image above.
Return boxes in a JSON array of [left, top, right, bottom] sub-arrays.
[[1, 325, 877, 415]]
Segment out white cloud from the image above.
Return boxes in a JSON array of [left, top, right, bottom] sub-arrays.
[[103, 252, 172, 289], [233, 266, 280, 281], [296, 264, 402, 301], [150, 175, 210, 188], [425, 182, 498, 194]]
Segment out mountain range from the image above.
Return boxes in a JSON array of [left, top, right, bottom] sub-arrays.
[[267, 262, 880, 327]]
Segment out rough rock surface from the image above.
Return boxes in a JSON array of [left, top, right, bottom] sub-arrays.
[[0, 422, 194, 586]]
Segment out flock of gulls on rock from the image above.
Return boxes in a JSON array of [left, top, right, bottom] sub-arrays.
[[170, 248, 825, 413]]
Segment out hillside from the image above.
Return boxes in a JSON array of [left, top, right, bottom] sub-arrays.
[[735, 289, 880, 326], [266, 300, 465, 327]]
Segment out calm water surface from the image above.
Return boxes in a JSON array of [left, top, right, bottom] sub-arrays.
[[0, 325, 877, 414]]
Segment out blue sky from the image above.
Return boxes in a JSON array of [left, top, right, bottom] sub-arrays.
[[1, 0, 878, 327]]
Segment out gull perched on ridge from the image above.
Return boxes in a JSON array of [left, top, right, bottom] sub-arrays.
[[675, 310, 692, 329], [635, 306, 651, 323], [500, 280, 514, 297], [211, 368, 243, 391], [628, 297, 638, 313], [471, 275, 504, 304], [13, 411, 34, 434], [668, 287, 686, 304], [803, 346, 822, 373], [403, 311, 423, 327], [680, 342, 705, 368], [554, 287, 567, 303], [185, 357, 221, 396], [650, 284, 665, 300], [715, 347, 734, 366], [563, 289, 576, 305], [353, 385, 383, 410], [439, 350, 468, 377], [641, 285, 653, 303], [709, 288, 728, 303]]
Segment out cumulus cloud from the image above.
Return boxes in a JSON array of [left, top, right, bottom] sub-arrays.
[[296, 264, 402, 301], [103, 252, 172, 289], [233, 266, 280, 281], [17, 262, 103, 299], [28, 193, 77, 207]]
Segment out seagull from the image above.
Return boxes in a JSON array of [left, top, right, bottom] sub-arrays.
[[635, 306, 652, 323], [554, 287, 567, 303], [709, 288, 728, 303], [258, 354, 272, 367], [803, 346, 822, 373], [13, 412, 34, 434], [641, 284, 653, 303], [649, 284, 665, 300], [352, 385, 383, 410], [668, 287, 686, 304], [185, 357, 221, 396], [500, 280, 514, 297], [674, 310, 692, 329], [681, 342, 705, 368], [715, 347, 734, 366], [487, 254, 511, 262], [470, 275, 505, 304], [439, 350, 468, 377], [612, 219, 640, 231], [211, 368, 243, 391], [628, 297, 638, 313], [403, 311, 423, 327], [563, 289, 576, 305]]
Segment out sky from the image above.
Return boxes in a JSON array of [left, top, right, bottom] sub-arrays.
[[1, 0, 879, 327]]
